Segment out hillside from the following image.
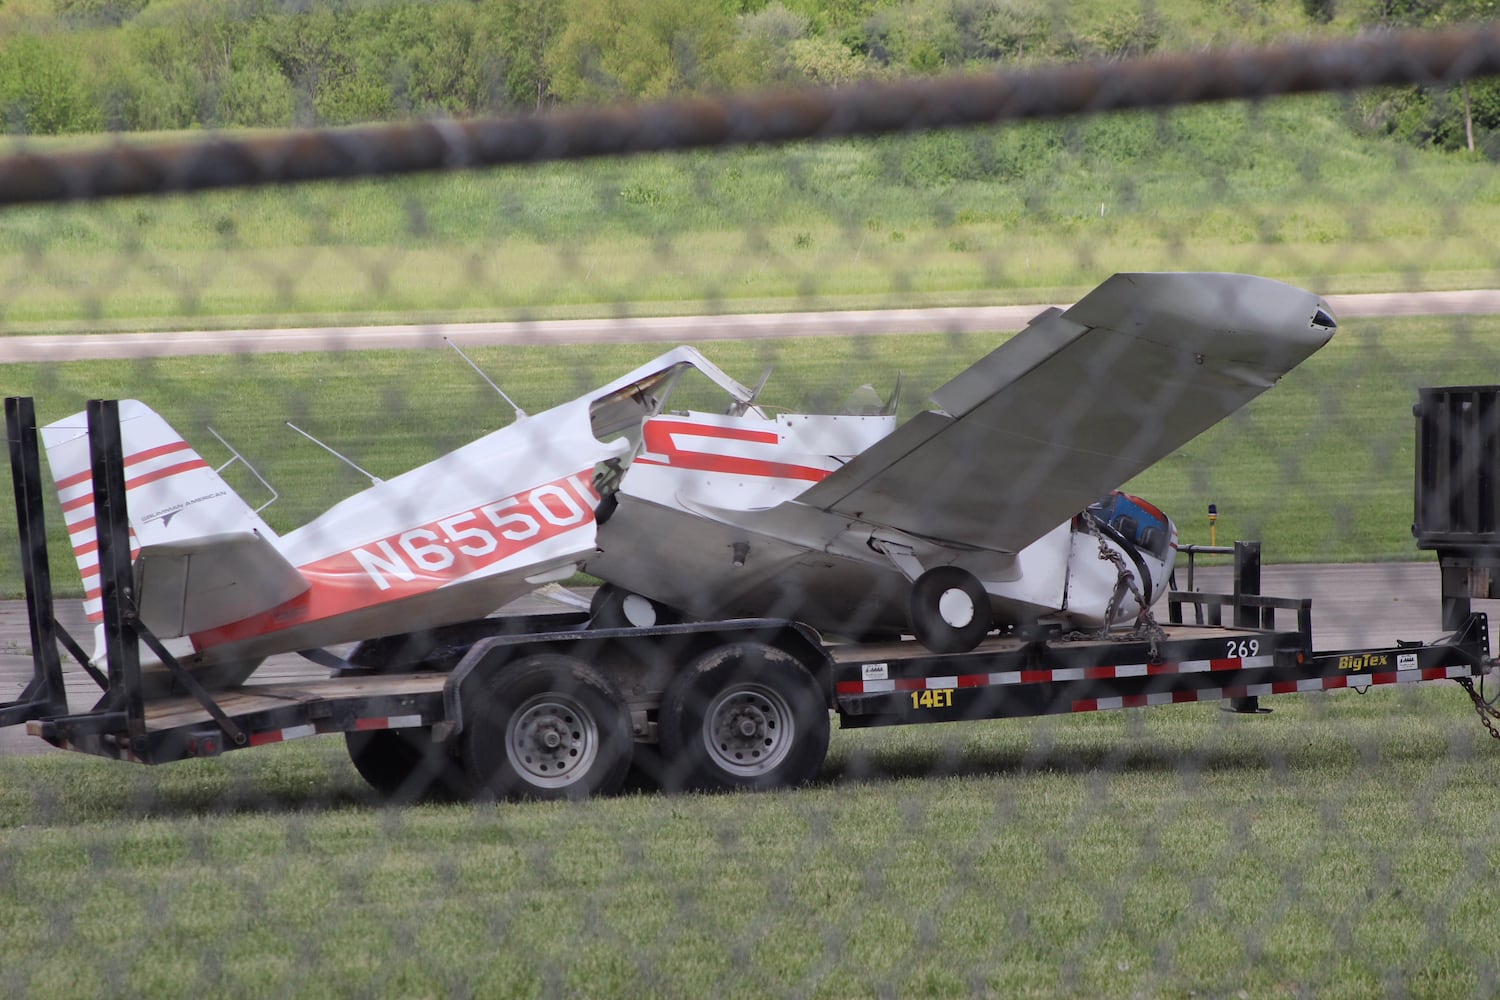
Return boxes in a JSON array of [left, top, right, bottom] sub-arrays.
[[0, 0, 1491, 152]]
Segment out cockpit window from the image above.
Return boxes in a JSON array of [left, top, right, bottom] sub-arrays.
[[1088, 491, 1172, 561]]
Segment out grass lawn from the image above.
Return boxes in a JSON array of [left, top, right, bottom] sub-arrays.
[[1, 685, 1496, 997], [2, 99, 1499, 332]]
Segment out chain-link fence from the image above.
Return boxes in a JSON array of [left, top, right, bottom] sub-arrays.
[[5, 8, 1500, 997]]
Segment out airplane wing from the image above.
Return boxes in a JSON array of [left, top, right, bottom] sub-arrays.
[[795, 272, 1337, 554], [134, 532, 309, 638]]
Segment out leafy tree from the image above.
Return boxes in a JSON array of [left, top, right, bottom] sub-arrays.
[[738, 2, 812, 84], [1355, 0, 1499, 152], [55, 0, 150, 28], [975, 0, 1053, 61], [0, 35, 105, 133], [549, 0, 743, 102], [108, 0, 291, 129], [495, 0, 565, 111], [258, 5, 387, 125], [788, 35, 874, 83]]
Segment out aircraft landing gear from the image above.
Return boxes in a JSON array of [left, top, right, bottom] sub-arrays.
[[589, 584, 678, 629], [909, 567, 993, 653]]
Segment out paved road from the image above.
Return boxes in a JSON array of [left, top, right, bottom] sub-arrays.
[[1, 290, 1498, 362], [1, 561, 1475, 757]]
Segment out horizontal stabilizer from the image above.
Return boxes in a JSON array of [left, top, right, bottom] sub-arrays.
[[797, 272, 1336, 553], [135, 532, 308, 638]]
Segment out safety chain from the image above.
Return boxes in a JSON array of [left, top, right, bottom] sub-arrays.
[[1456, 676, 1500, 743], [1058, 515, 1166, 662]]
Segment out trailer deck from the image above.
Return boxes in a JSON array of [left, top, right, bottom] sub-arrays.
[[23, 608, 1491, 763]]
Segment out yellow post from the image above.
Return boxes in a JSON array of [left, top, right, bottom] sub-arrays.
[[1208, 503, 1218, 547]]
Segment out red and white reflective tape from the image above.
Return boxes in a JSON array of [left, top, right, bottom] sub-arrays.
[[1070, 665, 1473, 713], [53, 737, 146, 763], [248, 714, 424, 747], [836, 654, 1275, 696]]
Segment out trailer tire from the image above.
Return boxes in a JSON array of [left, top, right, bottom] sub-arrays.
[[909, 567, 992, 653], [659, 642, 829, 792], [463, 654, 633, 801], [345, 727, 470, 803], [589, 584, 676, 629]]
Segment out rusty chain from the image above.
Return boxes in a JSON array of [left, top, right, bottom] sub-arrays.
[[1058, 513, 1166, 661], [1456, 676, 1500, 743]]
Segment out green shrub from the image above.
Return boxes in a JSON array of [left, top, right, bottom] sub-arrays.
[[0, 35, 105, 134]]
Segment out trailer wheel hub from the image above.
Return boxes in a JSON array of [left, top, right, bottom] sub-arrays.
[[703, 683, 794, 777], [508, 693, 598, 785]]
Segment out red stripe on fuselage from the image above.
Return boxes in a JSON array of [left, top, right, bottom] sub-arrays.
[[190, 470, 599, 649], [636, 419, 832, 483]]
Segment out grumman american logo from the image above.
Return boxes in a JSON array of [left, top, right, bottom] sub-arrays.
[[141, 490, 228, 527]]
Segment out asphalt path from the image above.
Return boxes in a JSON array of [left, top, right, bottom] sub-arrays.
[[1, 562, 1482, 757], [2, 289, 1500, 362]]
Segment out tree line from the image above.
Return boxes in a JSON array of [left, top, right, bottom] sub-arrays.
[[0, 0, 1496, 156]]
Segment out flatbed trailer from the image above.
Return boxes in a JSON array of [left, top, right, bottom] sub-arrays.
[[2, 395, 1495, 801]]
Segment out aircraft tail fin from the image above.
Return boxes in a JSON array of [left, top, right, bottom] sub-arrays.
[[40, 401, 303, 632]]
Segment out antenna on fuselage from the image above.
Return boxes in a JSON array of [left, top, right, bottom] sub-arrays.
[[206, 425, 280, 514], [726, 366, 773, 416], [285, 423, 384, 485], [444, 337, 527, 421]]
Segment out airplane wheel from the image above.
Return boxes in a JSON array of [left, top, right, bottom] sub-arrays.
[[463, 654, 633, 801], [345, 727, 471, 803], [589, 584, 676, 629], [659, 642, 829, 792], [909, 567, 993, 653]]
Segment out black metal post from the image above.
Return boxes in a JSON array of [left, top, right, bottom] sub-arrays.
[[1, 397, 69, 724], [87, 399, 145, 743], [1227, 541, 1268, 714]]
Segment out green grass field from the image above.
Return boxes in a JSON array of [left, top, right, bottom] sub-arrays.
[[2, 99, 1499, 331], [2, 686, 1496, 997]]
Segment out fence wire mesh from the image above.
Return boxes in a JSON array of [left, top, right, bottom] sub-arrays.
[[4, 8, 1500, 998]]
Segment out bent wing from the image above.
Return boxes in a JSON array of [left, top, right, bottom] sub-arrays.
[[134, 532, 309, 638], [795, 272, 1337, 553]]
